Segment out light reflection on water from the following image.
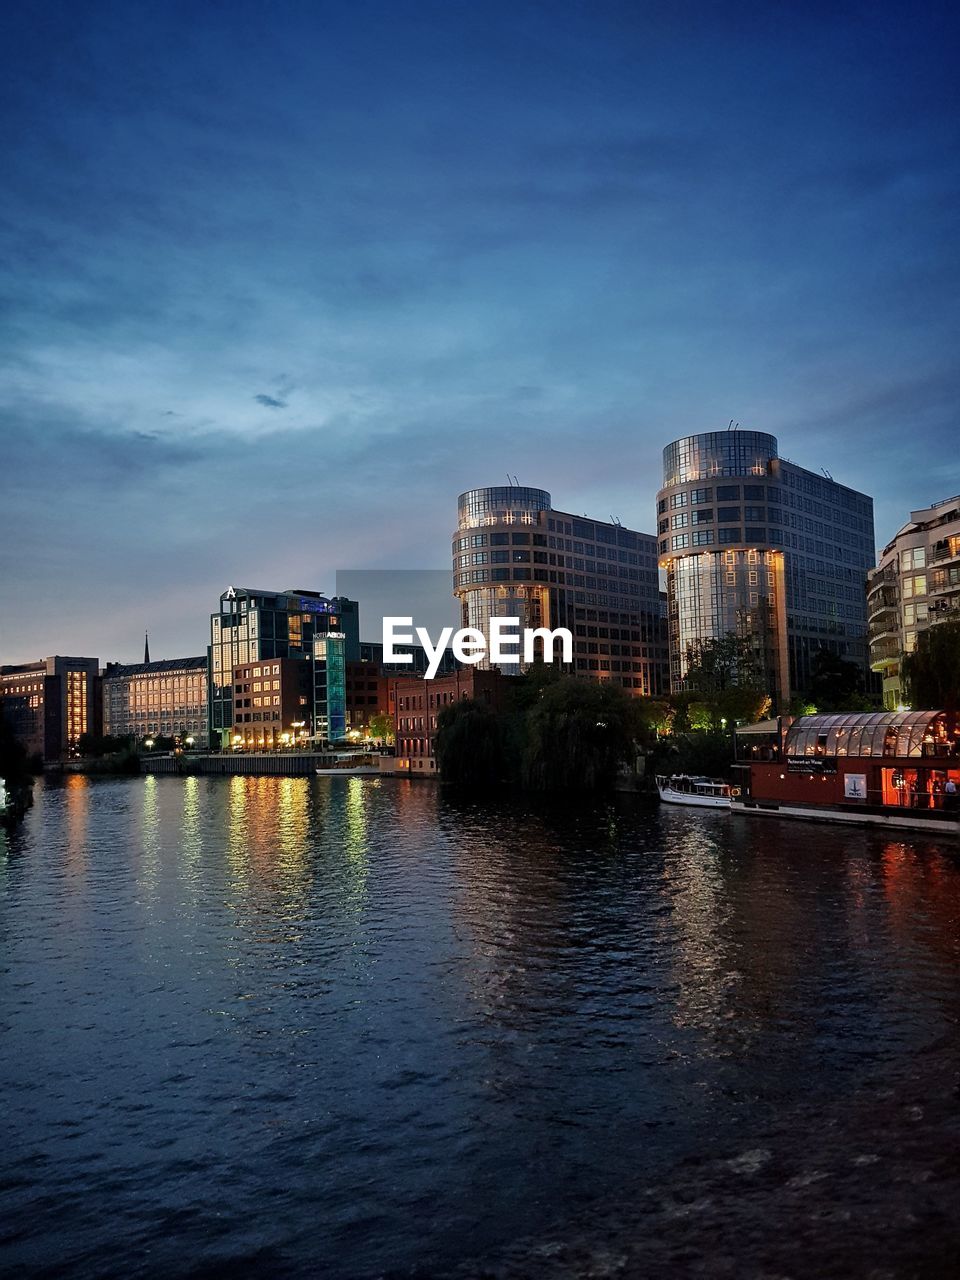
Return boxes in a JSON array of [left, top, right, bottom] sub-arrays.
[[0, 775, 958, 1278]]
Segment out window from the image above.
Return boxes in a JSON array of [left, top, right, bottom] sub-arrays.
[[692, 530, 714, 546], [669, 492, 687, 509], [693, 509, 713, 524], [745, 527, 766, 541], [744, 506, 765, 522], [691, 487, 713, 504], [717, 507, 740, 522], [717, 485, 740, 501], [718, 528, 741, 543], [743, 485, 764, 500], [671, 534, 689, 550], [671, 513, 688, 529]]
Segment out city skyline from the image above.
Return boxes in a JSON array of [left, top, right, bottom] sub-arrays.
[[3, 1, 958, 661]]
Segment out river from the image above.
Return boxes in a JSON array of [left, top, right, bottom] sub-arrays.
[[1, 774, 959, 1276]]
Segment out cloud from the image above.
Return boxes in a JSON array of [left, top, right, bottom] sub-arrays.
[[253, 393, 287, 409]]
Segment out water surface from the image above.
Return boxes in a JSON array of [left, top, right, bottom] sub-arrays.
[[1, 775, 958, 1276]]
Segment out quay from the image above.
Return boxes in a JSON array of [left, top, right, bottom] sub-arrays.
[[141, 752, 395, 778]]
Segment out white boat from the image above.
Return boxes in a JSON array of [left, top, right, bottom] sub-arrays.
[[656, 774, 735, 809]]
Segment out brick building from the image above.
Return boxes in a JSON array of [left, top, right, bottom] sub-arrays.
[[231, 657, 314, 750], [394, 668, 506, 774]]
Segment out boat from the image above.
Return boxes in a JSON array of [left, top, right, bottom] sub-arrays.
[[656, 774, 734, 808], [731, 710, 960, 835]]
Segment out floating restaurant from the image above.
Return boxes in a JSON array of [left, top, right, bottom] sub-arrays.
[[734, 711, 960, 834]]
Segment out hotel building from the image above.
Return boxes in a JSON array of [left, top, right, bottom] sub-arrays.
[[868, 495, 960, 708], [208, 586, 360, 748], [656, 431, 875, 708], [102, 656, 208, 747], [230, 657, 314, 750], [453, 486, 668, 695], [0, 656, 100, 762]]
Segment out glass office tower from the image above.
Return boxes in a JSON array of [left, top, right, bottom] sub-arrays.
[[453, 486, 668, 695], [656, 431, 875, 708], [208, 586, 359, 748]]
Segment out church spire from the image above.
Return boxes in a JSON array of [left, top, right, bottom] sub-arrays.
[[144, 631, 150, 665]]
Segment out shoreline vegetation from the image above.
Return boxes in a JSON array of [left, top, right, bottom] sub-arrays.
[[0, 707, 38, 829], [434, 637, 899, 794]]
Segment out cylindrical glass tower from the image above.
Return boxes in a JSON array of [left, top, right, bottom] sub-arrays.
[[453, 486, 553, 670], [656, 432, 790, 708]]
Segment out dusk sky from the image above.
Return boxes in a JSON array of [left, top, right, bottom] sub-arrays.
[[2, 0, 958, 663]]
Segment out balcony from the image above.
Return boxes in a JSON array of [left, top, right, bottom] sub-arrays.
[[870, 635, 901, 667], [868, 595, 898, 624], [930, 540, 960, 566]]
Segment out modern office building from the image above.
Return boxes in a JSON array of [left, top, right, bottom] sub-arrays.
[[656, 431, 875, 708], [208, 586, 360, 748], [102, 656, 208, 747], [453, 486, 668, 695], [0, 656, 100, 762], [868, 495, 960, 708]]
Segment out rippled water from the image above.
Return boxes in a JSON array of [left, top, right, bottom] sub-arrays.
[[1, 774, 959, 1277]]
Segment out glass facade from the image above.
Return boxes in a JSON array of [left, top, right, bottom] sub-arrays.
[[458, 487, 551, 530], [785, 711, 949, 759], [314, 635, 347, 742], [662, 432, 778, 487], [669, 549, 787, 698], [453, 487, 669, 695], [657, 433, 875, 705]]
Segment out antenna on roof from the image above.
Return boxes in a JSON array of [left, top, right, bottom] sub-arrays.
[[506, 472, 512, 485], [610, 514, 622, 526], [513, 475, 520, 486], [821, 467, 833, 480]]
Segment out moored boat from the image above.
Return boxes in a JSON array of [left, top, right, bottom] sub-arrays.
[[656, 774, 734, 808]]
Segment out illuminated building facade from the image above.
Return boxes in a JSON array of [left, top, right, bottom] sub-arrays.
[[103, 656, 208, 746], [453, 486, 668, 695], [230, 657, 315, 749], [868, 495, 960, 708], [208, 586, 360, 748], [0, 655, 100, 762], [656, 432, 874, 707]]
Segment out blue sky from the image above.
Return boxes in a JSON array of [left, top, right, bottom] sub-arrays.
[[1, 0, 958, 660]]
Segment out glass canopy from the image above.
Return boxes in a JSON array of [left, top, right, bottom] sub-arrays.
[[785, 711, 949, 760]]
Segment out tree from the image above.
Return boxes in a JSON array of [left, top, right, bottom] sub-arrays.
[[683, 634, 771, 728], [434, 698, 504, 787], [808, 647, 873, 712], [367, 712, 395, 744], [522, 678, 643, 793], [902, 618, 960, 732], [0, 705, 30, 784]]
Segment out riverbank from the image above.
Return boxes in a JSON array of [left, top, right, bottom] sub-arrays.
[[450, 1048, 960, 1279]]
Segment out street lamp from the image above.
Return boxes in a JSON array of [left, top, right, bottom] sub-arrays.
[[185, 735, 195, 748], [144, 738, 155, 750]]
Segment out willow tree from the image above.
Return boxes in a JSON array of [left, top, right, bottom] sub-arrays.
[[522, 678, 643, 793], [434, 698, 504, 787]]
